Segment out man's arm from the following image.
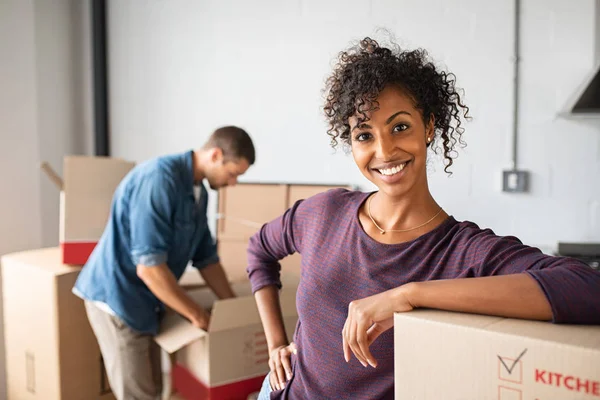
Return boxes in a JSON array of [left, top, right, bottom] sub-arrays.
[[137, 263, 210, 329], [198, 262, 235, 299]]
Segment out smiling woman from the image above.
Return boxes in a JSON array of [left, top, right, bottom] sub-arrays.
[[324, 37, 470, 175], [248, 36, 600, 400]]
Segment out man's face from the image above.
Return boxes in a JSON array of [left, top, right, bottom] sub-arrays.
[[206, 154, 250, 190]]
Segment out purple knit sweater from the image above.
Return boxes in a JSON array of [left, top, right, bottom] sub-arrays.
[[247, 189, 600, 400]]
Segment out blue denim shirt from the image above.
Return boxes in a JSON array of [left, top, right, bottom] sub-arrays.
[[73, 151, 219, 335]]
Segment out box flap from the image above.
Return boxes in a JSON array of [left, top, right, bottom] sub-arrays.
[[154, 311, 207, 354], [209, 283, 298, 332], [209, 297, 261, 332], [40, 161, 64, 190], [61, 156, 135, 241], [63, 156, 134, 193]]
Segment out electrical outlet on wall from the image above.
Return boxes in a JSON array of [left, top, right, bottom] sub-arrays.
[[502, 170, 529, 193]]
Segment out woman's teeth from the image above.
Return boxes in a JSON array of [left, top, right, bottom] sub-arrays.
[[378, 163, 406, 176]]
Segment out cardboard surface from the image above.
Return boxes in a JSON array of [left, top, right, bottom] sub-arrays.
[[217, 184, 287, 237], [61, 156, 134, 241], [217, 183, 352, 280], [156, 281, 298, 391], [217, 236, 254, 282], [51, 156, 135, 264], [2, 248, 115, 400], [394, 310, 600, 400]]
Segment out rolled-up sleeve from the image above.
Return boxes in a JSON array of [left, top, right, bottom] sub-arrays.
[[130, 172, 177, 267]]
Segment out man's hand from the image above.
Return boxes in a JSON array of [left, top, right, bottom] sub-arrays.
[[137, 263, 212, 329], [342, 285, 414, 368], [189, 306, 211, 330]]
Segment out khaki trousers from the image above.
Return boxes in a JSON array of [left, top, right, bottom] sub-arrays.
[[85, 301, 163, 400]]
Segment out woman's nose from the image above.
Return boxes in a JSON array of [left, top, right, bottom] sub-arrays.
[[375, 135, 396, 160]]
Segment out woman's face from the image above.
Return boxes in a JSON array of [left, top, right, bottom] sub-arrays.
[[349, 85, 433, 198]]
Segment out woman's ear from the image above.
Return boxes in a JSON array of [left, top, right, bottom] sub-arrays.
[[426, 114, 435, 144]]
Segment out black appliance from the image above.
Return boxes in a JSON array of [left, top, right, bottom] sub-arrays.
[[557, 243, 600, 271]]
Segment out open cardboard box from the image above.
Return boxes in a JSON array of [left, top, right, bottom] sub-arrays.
[[394, 310, 600, 399], [41, 156, 135, 265], [156, 278, 299, 400]]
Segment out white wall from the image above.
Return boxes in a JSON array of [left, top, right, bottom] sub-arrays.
[[0, 1, 93, 398], [108, 0, 600, 249]]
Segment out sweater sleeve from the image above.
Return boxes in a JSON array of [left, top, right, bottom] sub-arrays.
[[462, 227, 600, 324], [246, 199, 304, 293]]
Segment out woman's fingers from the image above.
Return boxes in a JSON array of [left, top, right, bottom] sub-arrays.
[[268, 343, 298, 391], [348, 316, 369, 367], [357, 320, 376, 368], [342, 319, 351, 362], [344, 300, 385, 368]]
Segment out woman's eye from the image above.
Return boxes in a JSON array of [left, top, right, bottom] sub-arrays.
[[354, 132, 372, 142], [393, 124, 409, 132]]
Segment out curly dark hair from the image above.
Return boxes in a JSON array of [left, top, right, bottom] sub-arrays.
[[323, 37, 470, 174]]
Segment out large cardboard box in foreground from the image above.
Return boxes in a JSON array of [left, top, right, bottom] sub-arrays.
[[42, 156, 135, 265], [1, 248, 115, 400], [156, 279, 298, 400], [394, 310, 600, 399]]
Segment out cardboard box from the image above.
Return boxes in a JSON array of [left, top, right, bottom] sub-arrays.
[[42, 156, 135, 265], [217, 184, 288, 237], [1, 248, 115, 400], [217, 183, 352, 279], [394, 310, 600, 399], [155, 280, 298, 400], [216, 235, 256, 283]]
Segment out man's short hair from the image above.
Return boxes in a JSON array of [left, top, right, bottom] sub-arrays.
[[204, 126, 255, 165]]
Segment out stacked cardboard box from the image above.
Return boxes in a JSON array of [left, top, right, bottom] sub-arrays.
[[42, 156, 135, 265], [1, 248, 115, 400], [394, 310, 600, 399], [217, 183, 352, 281]]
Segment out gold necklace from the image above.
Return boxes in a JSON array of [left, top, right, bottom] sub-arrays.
[[367, 194, 444, 235]]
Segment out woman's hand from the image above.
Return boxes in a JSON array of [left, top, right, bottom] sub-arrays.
[[268, 342, 297, 390], [342, 285, 415, 368]]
